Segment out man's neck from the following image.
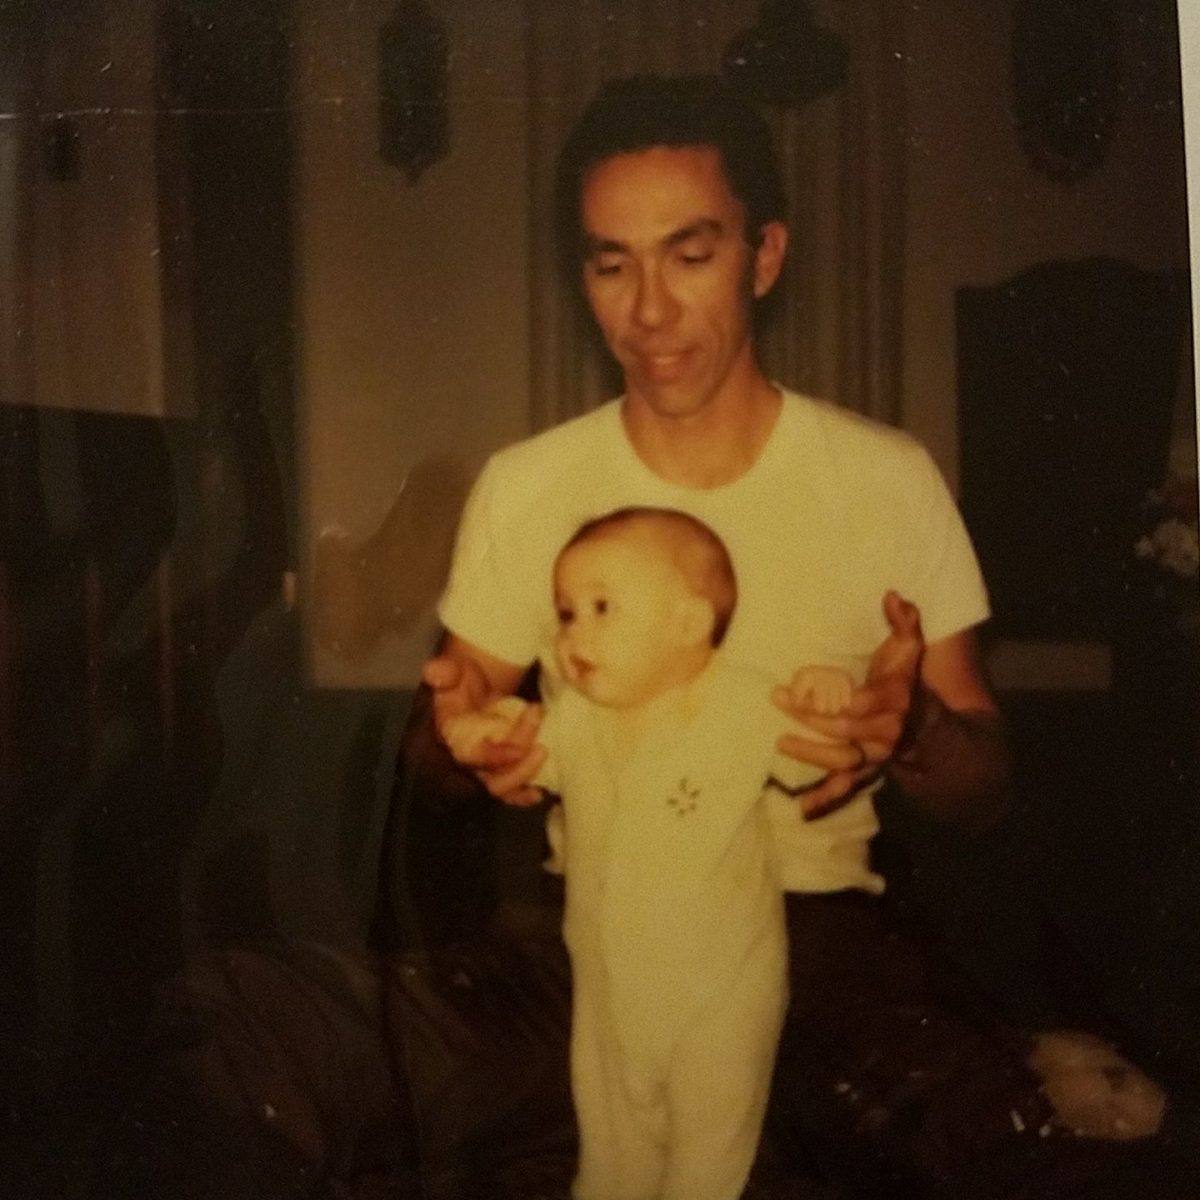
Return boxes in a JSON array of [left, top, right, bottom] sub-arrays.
[[621, 374, 782, 489]]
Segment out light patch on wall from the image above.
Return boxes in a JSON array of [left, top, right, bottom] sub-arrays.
[[309, 455, 471, 685], [294, 0, 533, 688]]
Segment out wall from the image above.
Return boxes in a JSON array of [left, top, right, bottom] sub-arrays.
[[295, 0, 533, 687], [293, 0, 777, 688], [291, 0, 1193, 690], [0, 0, 193, 417], [901, 0, 1189, 490]]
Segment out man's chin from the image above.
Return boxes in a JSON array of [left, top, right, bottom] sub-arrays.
[[634, 378, 722, 421]]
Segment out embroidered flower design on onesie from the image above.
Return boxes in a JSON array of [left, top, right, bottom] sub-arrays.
[[666, 777, 701, 816]]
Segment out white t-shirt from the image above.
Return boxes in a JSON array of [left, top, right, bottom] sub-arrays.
[[439, 390, 990, 893]]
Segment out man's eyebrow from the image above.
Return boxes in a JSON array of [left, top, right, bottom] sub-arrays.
[[583, 219, 725, 258], [584, 235, 628, 257], [663, 219, 723, 247]]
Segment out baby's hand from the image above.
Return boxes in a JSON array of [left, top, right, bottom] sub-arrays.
[[786, 665, 854, 716], [442, 696, 537, 766]]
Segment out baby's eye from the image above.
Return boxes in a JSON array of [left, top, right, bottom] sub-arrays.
[[592, 599, 608, 616], [556, 607, 574, 625]]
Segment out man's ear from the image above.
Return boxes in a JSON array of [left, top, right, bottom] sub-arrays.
[[753, 220, 788, 299], [671, 594, 716, 648]]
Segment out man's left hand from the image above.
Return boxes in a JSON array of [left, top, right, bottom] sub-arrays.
[[772, 590, 924, 818]]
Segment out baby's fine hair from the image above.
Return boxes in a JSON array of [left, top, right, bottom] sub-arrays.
[[560, 507, 738, 647]]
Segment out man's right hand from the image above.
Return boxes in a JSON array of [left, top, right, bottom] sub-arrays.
[[421, 654, 547, 806]]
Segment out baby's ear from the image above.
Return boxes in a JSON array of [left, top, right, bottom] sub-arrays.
[[672, 595, 716, 648]]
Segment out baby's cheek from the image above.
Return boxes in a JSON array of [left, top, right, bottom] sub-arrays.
[[552, 636, 573, 676]]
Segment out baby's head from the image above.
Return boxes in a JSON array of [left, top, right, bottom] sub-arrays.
[[552, 507, 736, 708]]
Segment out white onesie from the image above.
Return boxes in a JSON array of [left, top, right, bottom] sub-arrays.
[[535, 655, 822, 1200]]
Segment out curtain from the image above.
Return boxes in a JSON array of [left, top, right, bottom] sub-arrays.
[[523, 0, 907, 427]]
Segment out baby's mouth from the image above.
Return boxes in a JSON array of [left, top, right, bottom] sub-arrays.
[[569, 655, 596, 680]]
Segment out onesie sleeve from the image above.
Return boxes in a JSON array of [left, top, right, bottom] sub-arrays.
[[531, 698, 561, 796], [766, 711, 832, 794], [731, 663, 828, 793]]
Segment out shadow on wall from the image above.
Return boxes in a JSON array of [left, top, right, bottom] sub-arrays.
[[311, 456, 471, 667]]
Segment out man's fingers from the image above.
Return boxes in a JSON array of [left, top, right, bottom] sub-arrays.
[[868, 592, 924, 684], [476, 703, 542, 764], [424, 654, 496, 728], [421, 655, 462, 690], [485, 744, 548, 804], [777, 678, 906, 727], [498, 785, 546, 809], [776, 703, 904, 756], [769, 594, 925, 823], [843, 683, 911, 736], [777, 731, 880, 773], [469, 739, 531, 770], [883, 589, 922, 639], [508, 701, 543, 743], [798, 767, 878, 819], [776, 731, 839, 769]]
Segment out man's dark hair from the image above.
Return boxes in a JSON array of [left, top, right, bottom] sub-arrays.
[[555, 73, 786, 273]]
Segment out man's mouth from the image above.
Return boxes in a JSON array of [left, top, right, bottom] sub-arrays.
[[636, 348, 690, 382]]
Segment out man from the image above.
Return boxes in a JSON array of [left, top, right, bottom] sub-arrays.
[[419, 74, 1179, 1196], [426, 78, 1004, 835], [109, 74, 1183, 1200]]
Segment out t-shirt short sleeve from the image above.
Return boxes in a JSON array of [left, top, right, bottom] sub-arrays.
[[900, 444, 990, 646], [437, 456, 541, 668]]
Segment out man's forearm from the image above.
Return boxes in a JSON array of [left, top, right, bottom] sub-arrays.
[[886, 685, 1010, 829]]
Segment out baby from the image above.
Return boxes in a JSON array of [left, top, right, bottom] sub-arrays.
[[444, 507, 851, 1200]]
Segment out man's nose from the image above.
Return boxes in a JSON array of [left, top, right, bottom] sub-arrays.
[[632, 264, 678, 329]]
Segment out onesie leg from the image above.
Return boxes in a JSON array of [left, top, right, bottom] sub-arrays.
[[659, 935, 787, 1200], [570, 971, 667, 1200]]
